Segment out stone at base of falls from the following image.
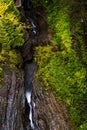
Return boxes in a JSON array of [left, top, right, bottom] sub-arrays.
[[0, 68, 25, 130]]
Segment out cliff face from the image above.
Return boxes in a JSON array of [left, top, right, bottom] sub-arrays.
[[0, 67, 25, 130], [32, 79, 71, 130]]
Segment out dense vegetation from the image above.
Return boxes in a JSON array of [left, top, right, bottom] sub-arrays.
[[35, 0, 87, 129], [0, 0, 87, 129], [0, 0, 24, 84]]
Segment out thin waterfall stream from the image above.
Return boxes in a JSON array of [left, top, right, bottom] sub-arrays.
[[24, 63, 35, 130], [22, 0, 38, 129], [25, 91, 34, 129]]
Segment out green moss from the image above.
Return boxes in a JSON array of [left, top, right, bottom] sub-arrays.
[[76, 22, 87, 65], [0, 0, 24, 50], [0, 0, 24, 69], [79, 123, 87, 130], [8, 50, 22, 68], [0, 67, 4, 85]]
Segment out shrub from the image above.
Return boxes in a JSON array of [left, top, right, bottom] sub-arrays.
[[35, 0, 87, 129], [0, 67, 4, 85], [0, 0, 24, 50]]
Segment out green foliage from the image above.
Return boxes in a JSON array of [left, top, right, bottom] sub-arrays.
[[76, 22, 87, 65], [0, 0, 24, 84], [41, 0, 72, 52], [35, 46, 87, 129], [35, 0, 87, 129], [0, 49, 22, 69], [0, 0, 24, 50], [0, 49, 7, 62], [0, 67, 4, 85], [79, 123, 87, 130], [8, 50, 22, 68], [35, 46, 53, 67]]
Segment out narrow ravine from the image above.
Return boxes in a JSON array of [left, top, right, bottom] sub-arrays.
[[21, 0, 72, 129], [22, 1, 37, 129]]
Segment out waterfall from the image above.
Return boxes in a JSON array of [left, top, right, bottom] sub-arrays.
[[23, 0, 37, 129], [31, 21, 37, 34], [26, 91, 35, 130], [23, 0, 37, 35], [26, 18, 37, 35], [24, 63, 35, 130]]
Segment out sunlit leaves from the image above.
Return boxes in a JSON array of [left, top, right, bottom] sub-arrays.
[[0, 0, 24, 69], [80, 123, 87, 130], [0, 3, 9, 18], [0, 0, 24, 50], [35, 0, 87, 129]]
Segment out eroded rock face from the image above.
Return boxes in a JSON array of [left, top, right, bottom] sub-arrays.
[[0, 68, 25, 130], [32, 79, 72, 130]]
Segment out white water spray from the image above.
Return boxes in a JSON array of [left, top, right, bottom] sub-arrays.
[[26, 91, 35, 129], [31, 21, 37, 34]]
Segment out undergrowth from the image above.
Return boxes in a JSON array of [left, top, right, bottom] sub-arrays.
[[0, 0, 24, 50], [0, 0, 24, 77], [34, 0, 87, 129]]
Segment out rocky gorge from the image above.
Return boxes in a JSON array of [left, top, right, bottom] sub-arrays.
[[1, 0, 87, 130]]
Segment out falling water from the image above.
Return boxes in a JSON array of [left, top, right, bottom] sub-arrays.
[[26, 91, 35, 130], [31, 21, 37, 35], [23, 0, 37, 129], [23, 0, 37, 35], [26, 18, 37, 35], [24, 63, 35, 130]]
